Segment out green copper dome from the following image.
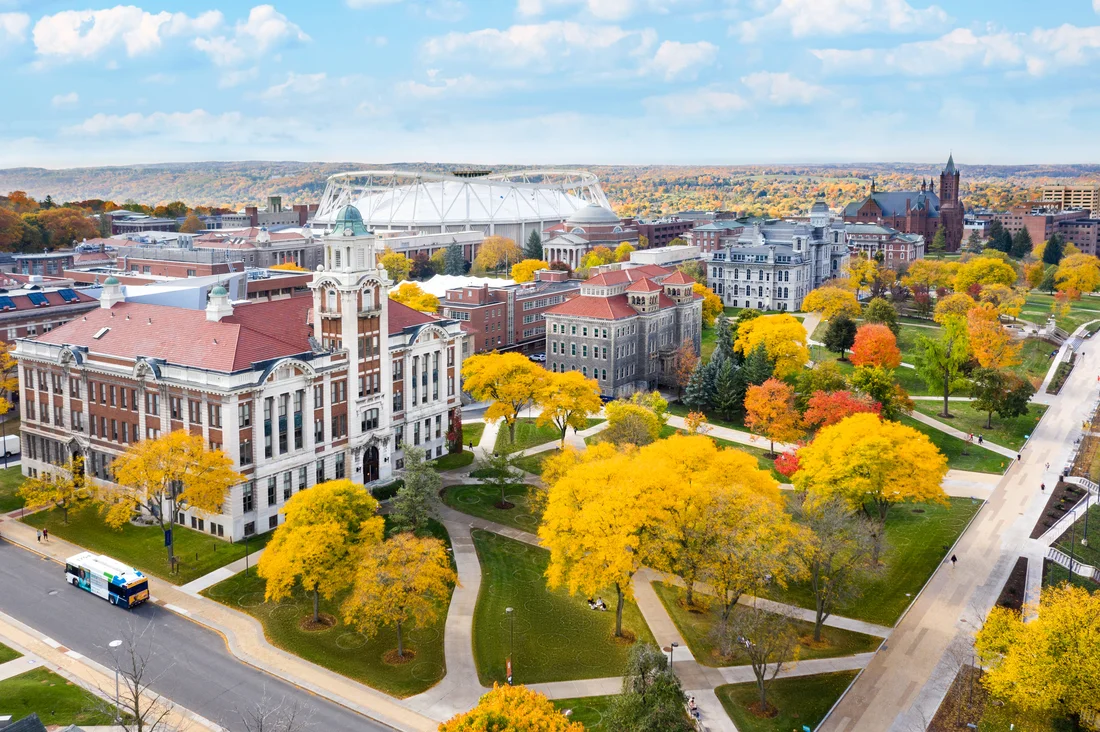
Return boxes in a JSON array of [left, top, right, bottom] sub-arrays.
[[211, 285, 228, 297], [330, 204, 370, 237], [104, 276, 119, 286]]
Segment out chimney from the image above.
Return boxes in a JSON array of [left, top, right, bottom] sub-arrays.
[[100, 276, 124, 309], [206, 285, 234, 322]]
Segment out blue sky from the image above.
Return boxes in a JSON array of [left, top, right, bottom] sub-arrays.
[[2, 0, 1100, 167]]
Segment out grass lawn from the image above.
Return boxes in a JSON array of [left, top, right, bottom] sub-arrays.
[[0, 640, 21, 664], [1023, 292, 1100, 333], [896, 322, 941, 361], [910, 401, 1046, 451], [702, 325, 717, 362], [716, 670, 858, 732], [0, 667, 117, 727], [667, 401, 750, 432], [895, 365, 935, 395], [462, 422, 485, 447], [653, 582, 881, 667], [442, 482, 543, 533], [432, 451, 474, 471], [1008, 338, 1060, 388], [202, 520, 452, 698], [471, 530, 656, 685], [1053, 505, 1100, 571], [0, 465, 24, 513], [553, 696, 617, 730], [513, 449, 560, 477], [899, 415, 1009, 474], [23, 503, 273, 585], [494, 418, 602, 454], [764, 498, 982, 626]]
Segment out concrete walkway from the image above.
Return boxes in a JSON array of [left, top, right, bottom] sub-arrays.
[[179, 548, 266, 596], [905, 409, 1018, 459], [666, 414, 795, 454]]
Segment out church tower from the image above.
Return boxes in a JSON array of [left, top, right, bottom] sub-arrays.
[[309, 204, 394, 484], [938, 154, 964, 252]]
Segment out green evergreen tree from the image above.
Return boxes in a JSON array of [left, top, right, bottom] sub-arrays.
[[863, 297, 899, 336], [998, 228, 1013, 254], [712, 315, 736, 365], [741, 343, 774, 387], [1010, 227, 1033, 259], [930, 226, 947, 252], [966, 230, 983, 253], [1043, 233, 1065, 265], [987, 219, 1005, 246], [682, 360, 715, 411], [1039, 264, 1058, 293], [712, 359, 745, 420], [444, 242, 466, 275], [390, 444, 439, 535], [823, 313, 858, 359], [524, 230, 543, 260]]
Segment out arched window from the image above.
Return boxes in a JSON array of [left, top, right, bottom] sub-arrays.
[[327, 290, 337, 312]]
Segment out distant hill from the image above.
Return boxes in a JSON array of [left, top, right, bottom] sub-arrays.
[[2, 160, 1100, 216]]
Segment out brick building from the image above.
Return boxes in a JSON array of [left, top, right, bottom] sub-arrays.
[[1040, 184, 1100, 214], [625, 217, 695, 248], [192, 227, 321, 270], [0, 285, 99, 346], [686, 221, 747, 253], [440, 269, 581, 354], [843, 155, 965, 252], [844, 223, 925, 269], [14, 205, 465, 541], [543, 265, 701, 397], [543, 204, 638, 269]]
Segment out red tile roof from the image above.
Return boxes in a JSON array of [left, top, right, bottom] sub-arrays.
[[584, 264, 671, 287], [0, 288, 98, 312], [388, 299, 440, 334], [545, 294, 638, 320], [661, 270, 694, 285], [36, 297, 313, 372], [625, 278, 661, 293]]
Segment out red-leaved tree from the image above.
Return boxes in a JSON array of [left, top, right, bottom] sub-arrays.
[[850, 323, 902, 369], [802, 390, 881, 431]]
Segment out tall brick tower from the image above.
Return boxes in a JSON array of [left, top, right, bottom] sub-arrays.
[[938, 153, 964, 252]]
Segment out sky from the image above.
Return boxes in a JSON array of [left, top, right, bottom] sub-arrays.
[[2, 0, 1100, 168]]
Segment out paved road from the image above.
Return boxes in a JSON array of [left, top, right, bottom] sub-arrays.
[[0, 538, 392, 732]]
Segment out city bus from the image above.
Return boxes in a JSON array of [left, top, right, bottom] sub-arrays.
[[64, 552, 150, 609]]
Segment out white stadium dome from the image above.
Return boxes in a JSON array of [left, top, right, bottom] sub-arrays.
[[312, 170, 611, 244]]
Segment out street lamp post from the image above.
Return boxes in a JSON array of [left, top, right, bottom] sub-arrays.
[[1069, 508, 1078, 579], [1083, 493, 1091, 548], [505, 607, 514, 685], [670, 641, 678, 671], [108, 639, 123, 722]]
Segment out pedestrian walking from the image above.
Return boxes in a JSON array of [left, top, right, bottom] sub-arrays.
[[1046, 462, 1050, 470], [1017, 454, 1021, 461], [978, 435, 984, 445], [950, 554, 957, 567], [1041, 483, 1046, 492], [42, 528, 48, 541], [36, 530, 41, 543]]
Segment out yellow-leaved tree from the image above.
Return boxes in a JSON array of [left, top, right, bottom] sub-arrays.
[[342, 532, 456, 660], [978, 283, 1026, 320], [379, 250, 412, 282], [1055, 253, 1100, 298], [967, 302, 1021, 369], [474, 236, 524, 273], [600, 393, 666, 446], [18, 456, 91, 524], [693, 282, 722, 327], [614, 242, 635, 262], [933, 292, 977, 325], [639, 436, 786, 607], [976, 584, 1100, 722], [269, 261, 307, 272], [734, 313, 809, 378], [108, 431, 243, 565], [0, 342, 19, 416], [793, 413, 948, 530], [510, 259, 550, 283], [953, 256, 1018, 292], [540, 443, 660, 638], [802, 286, 861, 320], [389, 281, 440, 313], [439, 684, 584, 732], [258, 479, 384, 624], [462, 352, 550, 445], [535, 370, 602, 446], [847, 257, 878, 296], [743, 378, 804, 456]]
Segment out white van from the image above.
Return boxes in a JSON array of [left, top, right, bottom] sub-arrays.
[[1, 434, 19, 457]]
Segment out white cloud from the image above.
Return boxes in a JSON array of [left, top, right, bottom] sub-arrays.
[[218, 67, 259, 88], [63, 108, 309, 146], [1095, 0, 1100, 13], [643, 88, 748, 119], [741, 71, 827, 105], [33, 7, 222, 60], [740, 0, 949, 41], [424, 21, 655, 70], [0, 11, 29, 43], [644, 40, 718, 80], [51, 92, 79, 107], [261, 72, 328, 99], [812, 28, 1024, 76], [516, 0, 681, 21], [395, 74, 523, 98], [192, 5, 309, 66], [1029, 24, 1100, 75]]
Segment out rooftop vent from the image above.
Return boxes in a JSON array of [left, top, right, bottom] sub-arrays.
[[93, 327, 110, 339]]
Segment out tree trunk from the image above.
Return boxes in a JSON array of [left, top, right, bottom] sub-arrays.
[[814, 595, 826, 642], [396, 620, 404, 658], [61, 500, 68, 524], [312, 589, 320, 623], [508, 419, 517, 444], [163, 496, 176, 566], [987, 410, 993, 429], [721, 593, 739, 622], [614, 583, 625, 638], [757, 671, 768, 710], [942, 373, 951, 418]]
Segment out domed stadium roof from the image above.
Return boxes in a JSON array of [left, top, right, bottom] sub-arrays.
[[566, 203, 620, 226]]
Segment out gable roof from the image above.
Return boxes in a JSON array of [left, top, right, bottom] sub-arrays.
[[844, 191, 941, 218], [625, 278, 662, 293], [584, 264, 670, 287], [661, 270, 695, 285], [545, 294, 638, 320]]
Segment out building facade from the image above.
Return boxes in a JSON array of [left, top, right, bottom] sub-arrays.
[[543, 265, 701, 397], [844, 223, 925, 269], [625, 217, 695, 248], [440, 269, 581, 354], [192, 227, 322, 270], [543, 204, 638, 269], [686, 221, 747, 254], [1040, 184, 1100, 214], [0, 285, 99, 346], [706, 201, 850, 311], [14, 205, 464, 541], [843, 155, 965, 252]]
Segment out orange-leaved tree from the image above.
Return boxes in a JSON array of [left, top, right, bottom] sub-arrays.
[[258, 479, 384, 624], [744, 378, 804, 456], [802, 390, 881, 431], [794, 413, 948, 530], [535, 370, 602, 446], [462, 352, 550, 444], [966, 302, 1020, 369], [440, 684, 584, 731], [108, 430, 243, 565], [849, 323, 902, 369]]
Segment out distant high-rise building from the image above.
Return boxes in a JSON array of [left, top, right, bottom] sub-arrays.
[[1040, 184, 1100, 214]]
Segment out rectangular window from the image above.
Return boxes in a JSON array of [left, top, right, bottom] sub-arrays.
[[331, 380, 346, 403], [171, 397, 183, 420], [316, 459, 325, 485], [264, 397, 274, 459], [242, 482, 254, 512], [362, 408, 379, 431], [189, 399, 202, 424], [313, 385, 324, 409], [435, 414, 442, 439], [298, 466, 308, 490], [393, 359, 404, 380], [240, 439, 253, 465], [145, 391, 159, 414], [268, 515, 278, 530], [413, 421, 420, 445], [268, 477, 277, 506], [244, 521, 255, 536], [278, 394, 289, 454], [208, 403, 222, 428], [109, 385, 116, 406], [238, 401, 252, 427], [293, 390, 304, 450], [335, 456, 346, 480], [314, 418, 324, 443], [283, 471, 293, 501]]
